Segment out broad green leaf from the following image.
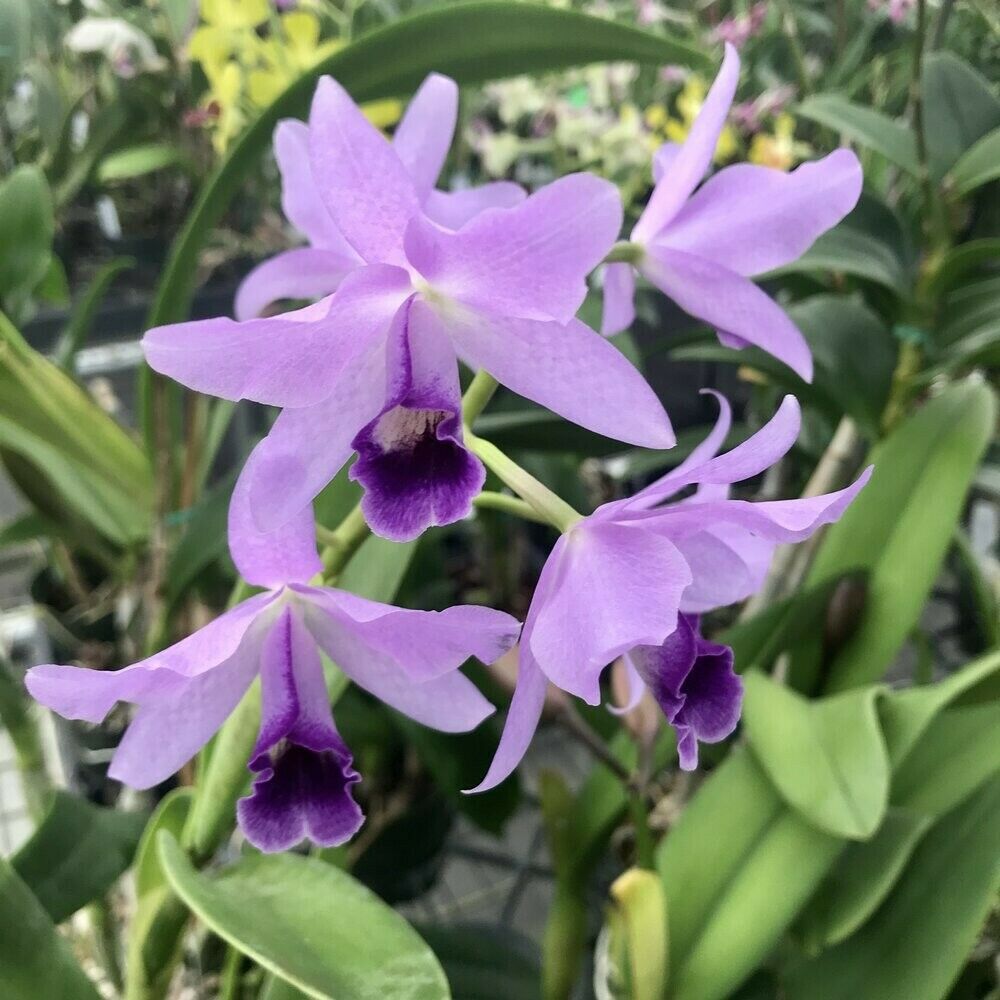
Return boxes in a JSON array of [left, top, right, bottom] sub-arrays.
[[472, 407, 625, 456], [922, 53, 1000, 182], [891, 702, 1000, 817], [796, 807, 932, 951], [801, 381, 997, 692], [0, 510, 50, 548], [742, 673, 889, 839], [97, 143, 190, 183], [672, 810, 842, 1000], [0, 311, 152, 548], [134, 787, 195, 899], [335, 533, 418, 600], [795, 95, 919, 174], [656, 749, 784, 974], [158, 832, 450, 1000], [878, 647, 1000, 767], [0, 167, 54, 313], [11, 791, 145, 924], [415, 924, 541, 1000], [929, 238, 1000, 298], [772, 224, 909, 296], [608, 869, 670, 1000], [785, 776, 1000, 1000], [0, 855, 102, 1000], [947, 126, 1000, 197]]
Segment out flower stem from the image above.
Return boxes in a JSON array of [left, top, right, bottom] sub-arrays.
[[604, 240, 644, 265], [473, 490, 548, 524], [628, 791, 656, 870], [462, 370, 500, 426], [466, 432, 582, 533], [320, 504, 371, 580], [775, 0, 812, 97]]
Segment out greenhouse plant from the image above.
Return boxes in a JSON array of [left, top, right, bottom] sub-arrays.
[[0, 1, 997, 999]]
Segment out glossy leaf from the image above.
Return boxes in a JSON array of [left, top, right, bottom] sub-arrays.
[[0, 312, 152, 548], [947, 126, 1000, 197], [801, 381, 996, 692], [922, 53, 1000, 182], [785, 776, 1000, 1000], [11, 791, 145, 924], [97, 143, 190, 183], [795, 95, 919, 174], [796, 807, 932, 952], [0, 855, 102, 1000], [0, 167, 54, 315], [158, 832, 450, 1000], [742, 674, 889, 839], [134, 788, 195, 899]]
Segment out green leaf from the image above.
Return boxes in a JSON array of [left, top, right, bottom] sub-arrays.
[[891, 702, 1000, 817], [670, 296, 895, 434], [742, 674, 889, 839], [134, 787, 194, 899], [158, 832, 450, 1000], [795, 94, 919, 174], [785, 776, 1000, 1000], [947, 126, 1000, 197], [0, 855, 102, 1000], [56, 256, 134, 371], [772, 223, 909, 296], [922, 53, 1000, 182], [97, 143, 190, 183], [143, 1, 707, 340], [0, 312, 152, 548], [801, 381, 997, 692], [0, 0, 31, 95], [0, 167, 54, 313], [416, 924, 541, 1000], [336, 533, 418, 601], [929, 238, 1000, 298], [11, 791, 145, 924], [164, 471, 235, 608], [796, 807, 932, 951]]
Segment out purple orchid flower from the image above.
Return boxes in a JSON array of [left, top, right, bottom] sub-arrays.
[[25, 477, 520, 852], [471, 393, 873, 791], [144, 76, 674, 544], [235, 73, 526, 322], [601, 44, 863, 382]]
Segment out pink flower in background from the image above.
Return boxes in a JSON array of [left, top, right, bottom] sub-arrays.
[[26, 478, 520, 853], [867, 0, 916, 24], [472, 393, 872, 791], [711, 2, 769, 48], [602, 45, 863, 381]]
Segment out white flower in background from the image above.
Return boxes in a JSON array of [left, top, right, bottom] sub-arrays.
[[65, 17, 167, 77]]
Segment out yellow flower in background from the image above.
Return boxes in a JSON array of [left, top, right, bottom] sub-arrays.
[[660, 76, 737, 163], [749, 113, 809, 171], [189, 2, 400, 153]]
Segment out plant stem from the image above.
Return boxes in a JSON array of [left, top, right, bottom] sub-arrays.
[[0, 659, 51, 821], [462, 370, 499, 426], [473, 491, 548, 524], [320, 504, 371, 580], [466, 432, 582, 533], [554, 703, 632, 784], [628, 791, 656, 870], [604, 240, 644, 265]]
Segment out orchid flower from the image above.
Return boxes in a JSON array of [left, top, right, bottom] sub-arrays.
[[601, 44, 863, 382], [234, 72, 527, 321], [145, 75, 674, 543], [472, 393, 872, 791], [26, 477, 520, 853]]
